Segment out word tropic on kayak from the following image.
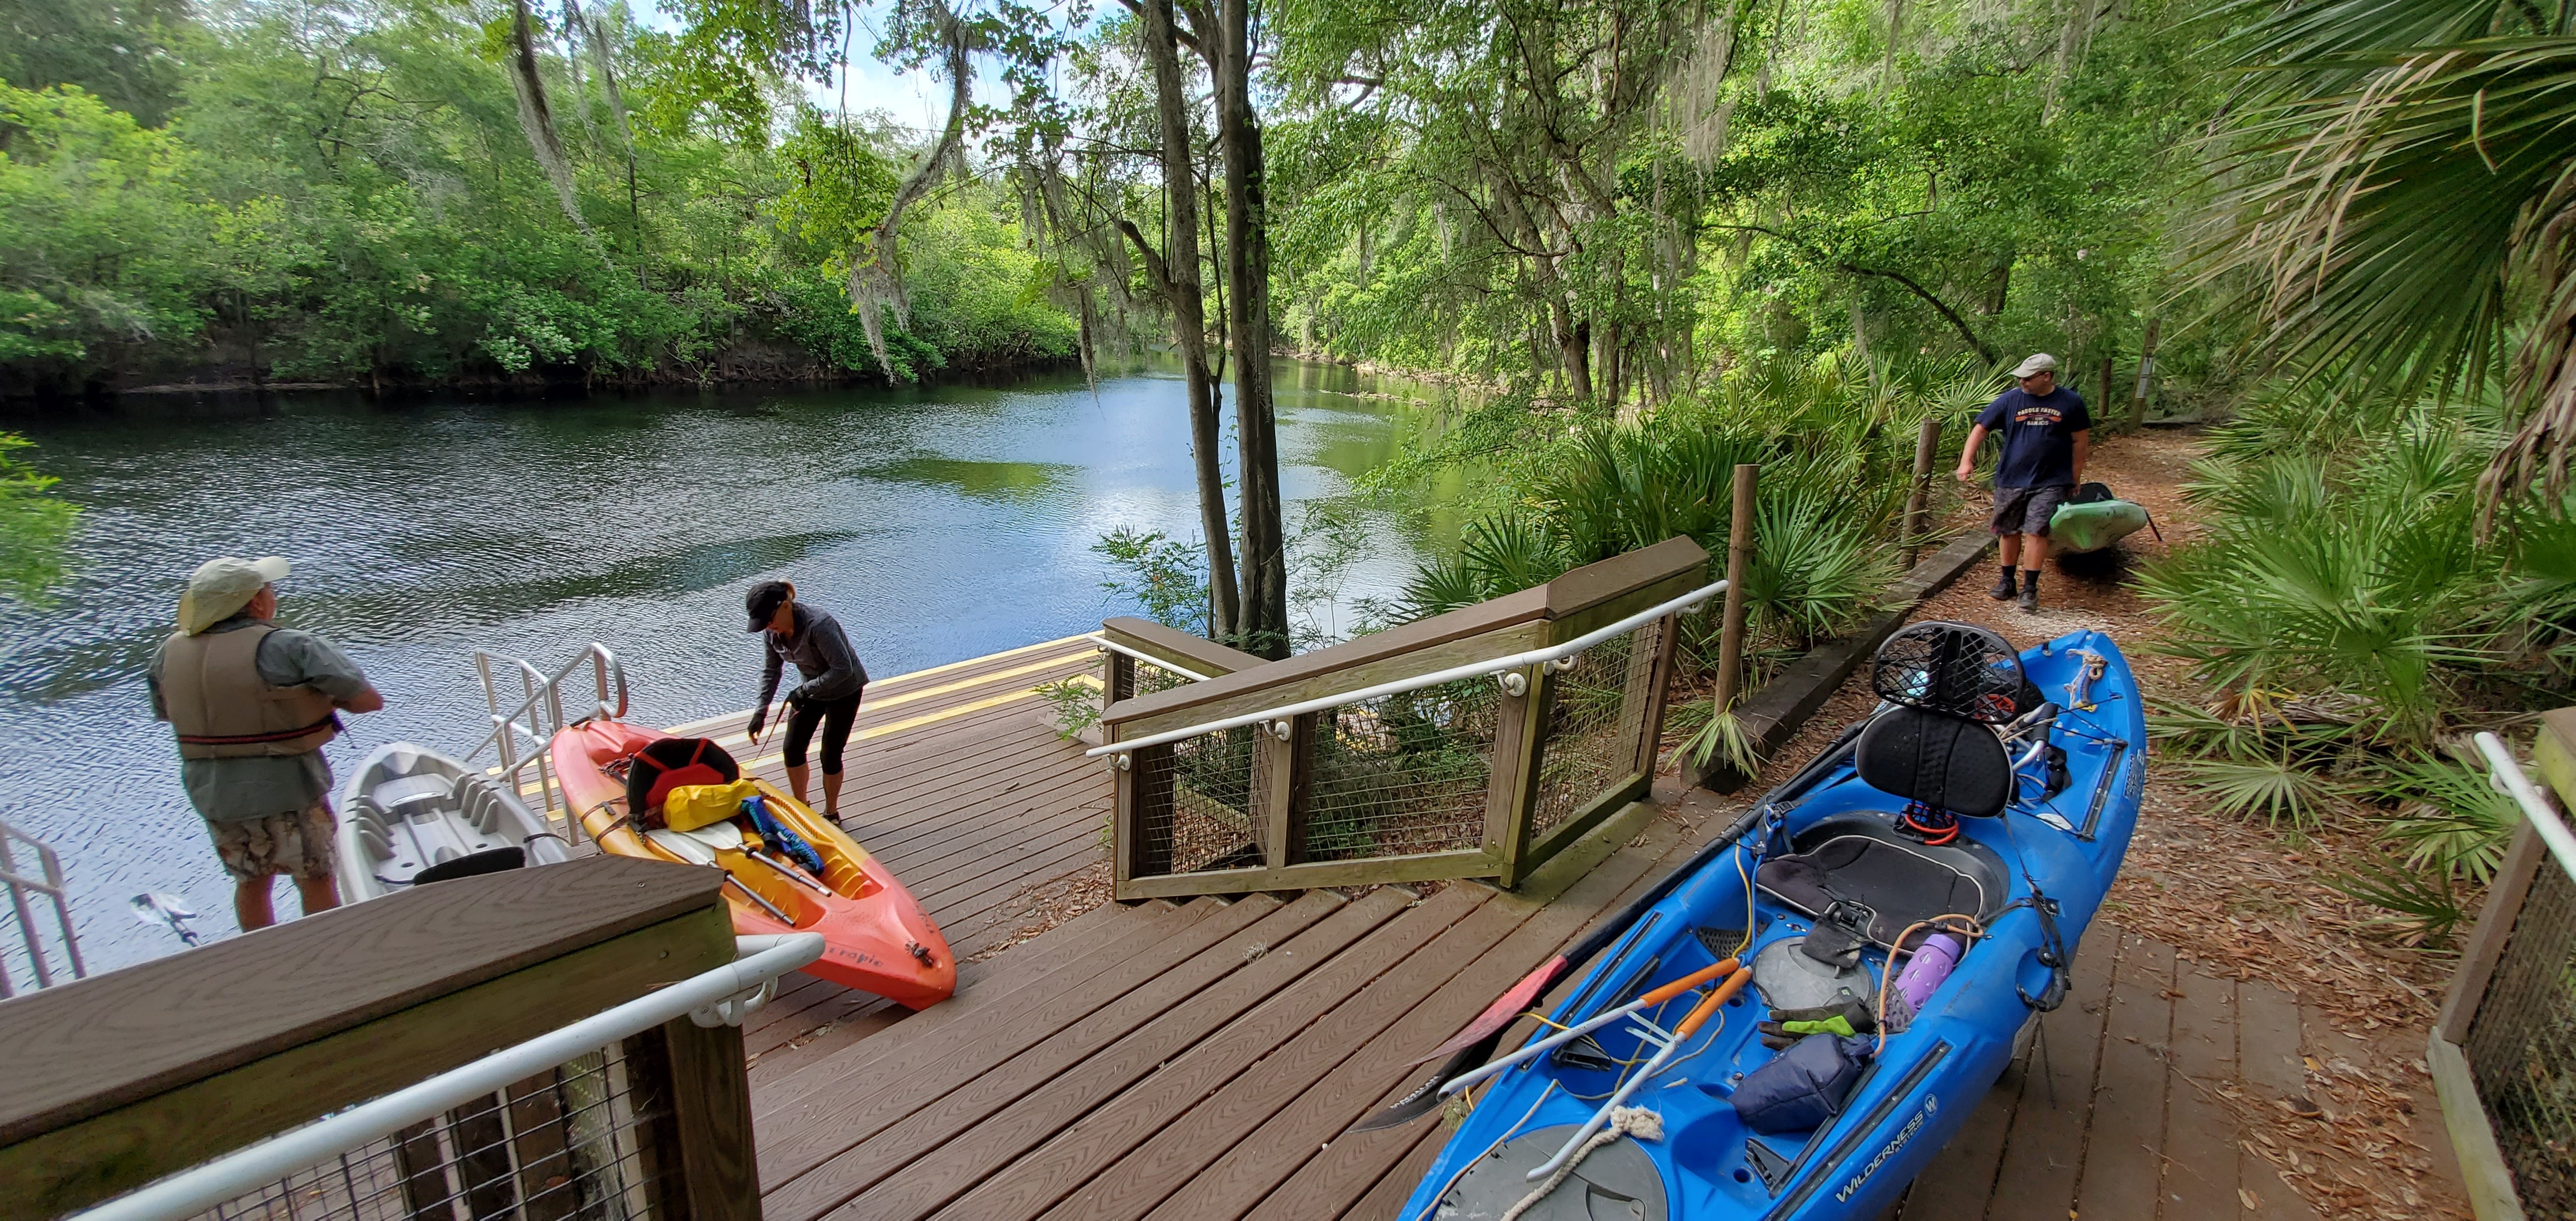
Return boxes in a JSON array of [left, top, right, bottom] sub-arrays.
[[1368, 619, 2143, 1221]]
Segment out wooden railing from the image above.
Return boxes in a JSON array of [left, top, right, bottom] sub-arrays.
[[2435, 712, 2576, 1221], [0, 856, 755, 1221], [1099, 537, 1707, 900]]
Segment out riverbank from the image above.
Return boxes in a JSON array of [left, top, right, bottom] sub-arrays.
[[15, 344, 1086, 403]]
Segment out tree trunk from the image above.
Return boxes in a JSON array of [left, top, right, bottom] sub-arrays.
[[1138, 0, 1240, 640], [1213, 0, 1288, 657]]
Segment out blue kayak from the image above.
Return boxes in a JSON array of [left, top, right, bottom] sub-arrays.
[[1390, 622, 2144, 1221]]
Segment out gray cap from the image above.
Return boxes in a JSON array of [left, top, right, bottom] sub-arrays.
[[2010, 353, 2059, 379], [178, 556, 290, 635]]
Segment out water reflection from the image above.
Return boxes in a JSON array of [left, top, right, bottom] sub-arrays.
[[0, 357, 1472, 974]]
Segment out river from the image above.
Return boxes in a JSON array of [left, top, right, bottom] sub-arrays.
[[0, 357, 1456, 979]]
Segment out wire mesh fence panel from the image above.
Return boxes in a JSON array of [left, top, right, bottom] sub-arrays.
[[1133, 659, 1199, 699], [179, 1047, 654, 1221], [1528, 623, 1657, 842], [1133, 726, 1263, 876], [1298, 675, 1502, 862], [2465, 861, 2576, 1214]]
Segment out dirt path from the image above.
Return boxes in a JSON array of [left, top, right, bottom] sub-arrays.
[[1666, 425, 2474, 1220]]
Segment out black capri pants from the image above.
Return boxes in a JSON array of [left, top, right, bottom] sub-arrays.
[[782, 689, 863, 775]]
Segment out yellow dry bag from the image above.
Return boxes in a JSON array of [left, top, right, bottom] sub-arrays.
[[661, 779, 759, 832]]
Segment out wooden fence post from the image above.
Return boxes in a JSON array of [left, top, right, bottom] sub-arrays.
[[1902, 420, 1940, 567], [1715, 465, 1759, 717], [2128, 317, 2162, 431], [621, 1017, 758, 1221]]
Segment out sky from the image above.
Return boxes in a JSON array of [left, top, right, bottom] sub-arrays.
[[629, 0, 1026, 139]]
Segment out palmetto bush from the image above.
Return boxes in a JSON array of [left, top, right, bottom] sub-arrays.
[[1398, 353, 1955, 771], [2145, 383, 2576, 943]]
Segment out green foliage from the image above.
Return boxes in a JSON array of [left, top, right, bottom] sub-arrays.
[[2366, 750, 2523, 884], [0, 433, 78, 602], [2139, 389, 2503, 742], [2326, 858, 2465, 951], [0, 2, 1074, 394], [1094, 528, 1208, 635]]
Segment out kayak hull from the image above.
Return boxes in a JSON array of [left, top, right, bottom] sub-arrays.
[[550, 718, 957, 1010], [335, 742, 574, 902], [1400, 628, 2146, 1221], [2048, 498, 2149, 554]]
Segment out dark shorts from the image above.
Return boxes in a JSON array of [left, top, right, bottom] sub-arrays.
[[1991, 484, 2071, 537], [783, 689, 863, 774]]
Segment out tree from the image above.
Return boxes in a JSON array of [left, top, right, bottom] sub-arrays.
[[0, 434, 77, 602], [2201, 0, 2576, 527]]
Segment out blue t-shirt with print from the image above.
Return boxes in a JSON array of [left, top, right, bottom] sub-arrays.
[[1975, 387, 2091, 488]]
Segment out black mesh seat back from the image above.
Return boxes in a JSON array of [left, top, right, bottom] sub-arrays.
[[2071, 481, 2115, 504], [1756, 836, 1996, 949], [1855, 705, 2012, 818], [1871, 621, 2025, 725]]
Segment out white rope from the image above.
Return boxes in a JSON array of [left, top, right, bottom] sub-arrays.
[[1497, 1106, 1663, 1221]]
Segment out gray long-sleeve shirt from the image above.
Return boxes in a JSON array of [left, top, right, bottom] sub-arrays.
[[148, 616, 373, 823], [755, 603, 868, 709]]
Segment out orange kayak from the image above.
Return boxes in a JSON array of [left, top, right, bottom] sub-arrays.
[[550, 718, 956, 1009]]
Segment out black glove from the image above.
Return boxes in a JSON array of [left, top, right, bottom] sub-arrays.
[[747, 707, 768, 739]]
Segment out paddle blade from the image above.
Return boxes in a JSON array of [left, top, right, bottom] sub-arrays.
[[1409, 955, 1568, 1067], [1348, 1036, 1500, 1133]]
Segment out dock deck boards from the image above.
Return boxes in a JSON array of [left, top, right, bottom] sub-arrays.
[[585, 635, 2333, 1220]]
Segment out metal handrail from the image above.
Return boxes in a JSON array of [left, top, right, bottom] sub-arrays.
[[1089, 579, 1725, 757], [1085, 634, 1213, 683], [462, 644, 628, 816], [2474, 731, 2576, 885], [0, 817, 83, 997], [65, 933, 824, 1221]]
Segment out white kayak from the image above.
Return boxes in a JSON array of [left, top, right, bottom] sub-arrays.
[[333, 742, 573, 902]]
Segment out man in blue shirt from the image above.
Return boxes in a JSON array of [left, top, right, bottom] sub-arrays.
[[1955, 353, 2091, 613]]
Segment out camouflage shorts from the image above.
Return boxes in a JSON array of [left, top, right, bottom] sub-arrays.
[[209, 804, 338, 881]]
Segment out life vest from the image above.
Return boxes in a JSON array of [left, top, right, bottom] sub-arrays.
[[624, 736, 742, 817], [159, 624, 342, 759]]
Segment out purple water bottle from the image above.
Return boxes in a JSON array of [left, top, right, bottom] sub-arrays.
[[1893, 933, 1966, 1014]]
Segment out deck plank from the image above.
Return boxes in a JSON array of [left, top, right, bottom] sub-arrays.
[[866, 888, 1443, 1221], [2164, 967, 2243, 1220], [768, 893, 1353, 1221], [1983, 919, 2120, 1221], [1128, 888, 1637, 1221], [2072, 931, 2176, 1221], [1033, 893, 1533, 1221], [918, 887, 1483, 1221], [750, 897, 1223, 1128], [756, 895, 1284, 1196]]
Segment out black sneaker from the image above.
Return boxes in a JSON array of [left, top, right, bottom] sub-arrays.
[[2018, 583, 2040, 614], [1988, 570, 2017, 600]]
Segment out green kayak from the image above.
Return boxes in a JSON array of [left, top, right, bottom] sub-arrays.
[[2050, 487, 2151, 553]]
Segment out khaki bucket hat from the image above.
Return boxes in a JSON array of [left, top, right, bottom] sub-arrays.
[[178, 556, 291, 635]]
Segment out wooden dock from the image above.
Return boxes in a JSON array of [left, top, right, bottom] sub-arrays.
[[656, 633, 1114, 1077], [527, 632, 2345, 1220]]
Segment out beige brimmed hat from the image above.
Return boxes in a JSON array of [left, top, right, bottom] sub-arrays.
[[178, 556, 290, 635], [2010, 353, 2059, 379]]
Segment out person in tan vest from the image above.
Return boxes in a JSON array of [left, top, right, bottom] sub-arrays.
[[149, 557, 383, 933]]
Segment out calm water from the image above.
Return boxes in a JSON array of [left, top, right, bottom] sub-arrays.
[[0, 358, 1450, 978]]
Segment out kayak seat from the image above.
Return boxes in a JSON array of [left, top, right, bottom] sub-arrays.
[[646, 821, 749, 868], [2071, 481, 2115, 504], [1854, 704, 2014, 818], [1758, 815, 2010, 952]]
